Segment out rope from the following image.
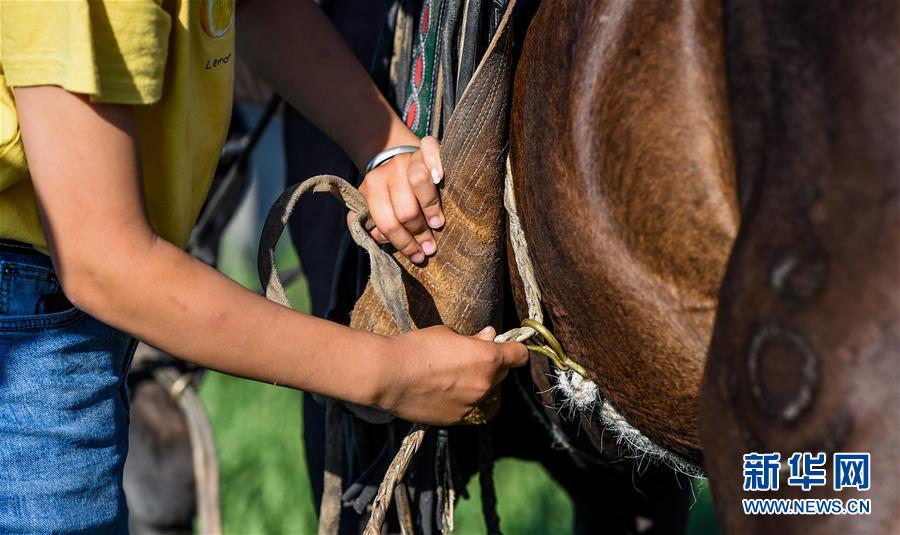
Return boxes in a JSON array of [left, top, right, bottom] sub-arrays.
[[435, 429, 454, 534], [394, 481, 415, 535], [318, 399, 344, 535], [258, 174, 411, 332], [362, 424, 427, 535], [257, 174, 408, 534], [256, 170, 567, 535], [255, 171, 534, 534]]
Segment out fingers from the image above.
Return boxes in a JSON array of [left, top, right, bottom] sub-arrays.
[[367, 173, 426, 263], [357, 139, 445, 263], [472, 326, 497, 341], [346, 209, 389, 244], [407, 152, 445, 231], [352, 182, 389, 243], [419, 136, 444, 184], [472, 325, 528, 367], [371, 227, 389, 244], [498, 342, 530, 368], [387, 171, 434, 261]]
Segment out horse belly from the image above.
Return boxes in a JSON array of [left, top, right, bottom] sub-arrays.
[[510, 0, 738, 462]]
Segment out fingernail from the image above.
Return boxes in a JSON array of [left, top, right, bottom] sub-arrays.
[[428, 215, 443, 229], [411, 252, 425, 264], [431, 168, 442, 184], [478, 326, 493, 335], [422, 240, 436, 255]]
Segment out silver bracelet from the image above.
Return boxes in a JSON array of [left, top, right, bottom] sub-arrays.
[[364, 145, 419, 174]]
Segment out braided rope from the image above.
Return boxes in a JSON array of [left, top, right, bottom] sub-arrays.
[[362, 424, 426, 535]]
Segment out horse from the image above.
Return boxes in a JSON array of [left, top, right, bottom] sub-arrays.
[[509, 0, 736, 467], [505, 0, 898, 532]]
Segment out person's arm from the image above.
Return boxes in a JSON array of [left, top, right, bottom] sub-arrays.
[[236, 0, 446, 265], [15, 86, 527, 425]]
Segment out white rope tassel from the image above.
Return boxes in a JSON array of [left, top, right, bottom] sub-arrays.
[[502, 157, 705, 479]]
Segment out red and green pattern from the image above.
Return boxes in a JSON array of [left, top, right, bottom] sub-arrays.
[[402, 0, 444, 137]]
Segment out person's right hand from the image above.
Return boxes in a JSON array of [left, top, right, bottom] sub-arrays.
[[376, 325, 529, 425]]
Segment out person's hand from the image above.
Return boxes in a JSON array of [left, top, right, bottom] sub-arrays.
[[374, 325, 529, 425], [353, 136, 445, 264]]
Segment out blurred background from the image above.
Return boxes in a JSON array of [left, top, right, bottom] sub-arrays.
[[195, 99, 722, 534]]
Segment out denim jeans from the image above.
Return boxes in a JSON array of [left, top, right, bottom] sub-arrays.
[[0, 241, 136, 533]]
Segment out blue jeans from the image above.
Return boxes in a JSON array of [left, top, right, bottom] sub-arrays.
[[0, 242, 135, 533]]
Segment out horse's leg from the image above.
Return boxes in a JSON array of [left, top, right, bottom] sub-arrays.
[[700, 1, 899, 532], [543, 461, 693, 535], [124, 355, 195, 534]]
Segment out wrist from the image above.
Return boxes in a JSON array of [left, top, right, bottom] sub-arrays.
[[352, 119, 420, 172], [357, 333, 400, 411], [365, 145, 419, 174], [364, 333, 413, 413]]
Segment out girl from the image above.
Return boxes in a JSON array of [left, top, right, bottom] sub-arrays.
[[0, 0, 527, 531]]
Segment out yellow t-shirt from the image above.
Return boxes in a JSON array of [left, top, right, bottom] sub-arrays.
[[0, 0, 235, 250]]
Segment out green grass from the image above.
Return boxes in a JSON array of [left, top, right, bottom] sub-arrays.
[[201, 373, 316, 533], [201, 370, 718, 535], [201, 369, 574, 535], [200, 238, 719, 534], [454, 460, 573, 534]]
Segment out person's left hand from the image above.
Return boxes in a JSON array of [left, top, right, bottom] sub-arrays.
[[352, 136, 445, 264]]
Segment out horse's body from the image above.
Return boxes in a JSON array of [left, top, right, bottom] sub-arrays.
[[510, 0, 899, 532], [510, 0, 736, 464]]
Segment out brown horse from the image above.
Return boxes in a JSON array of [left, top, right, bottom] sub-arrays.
[[510, 0, 736, 466], [508, 0, 898, 532]]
